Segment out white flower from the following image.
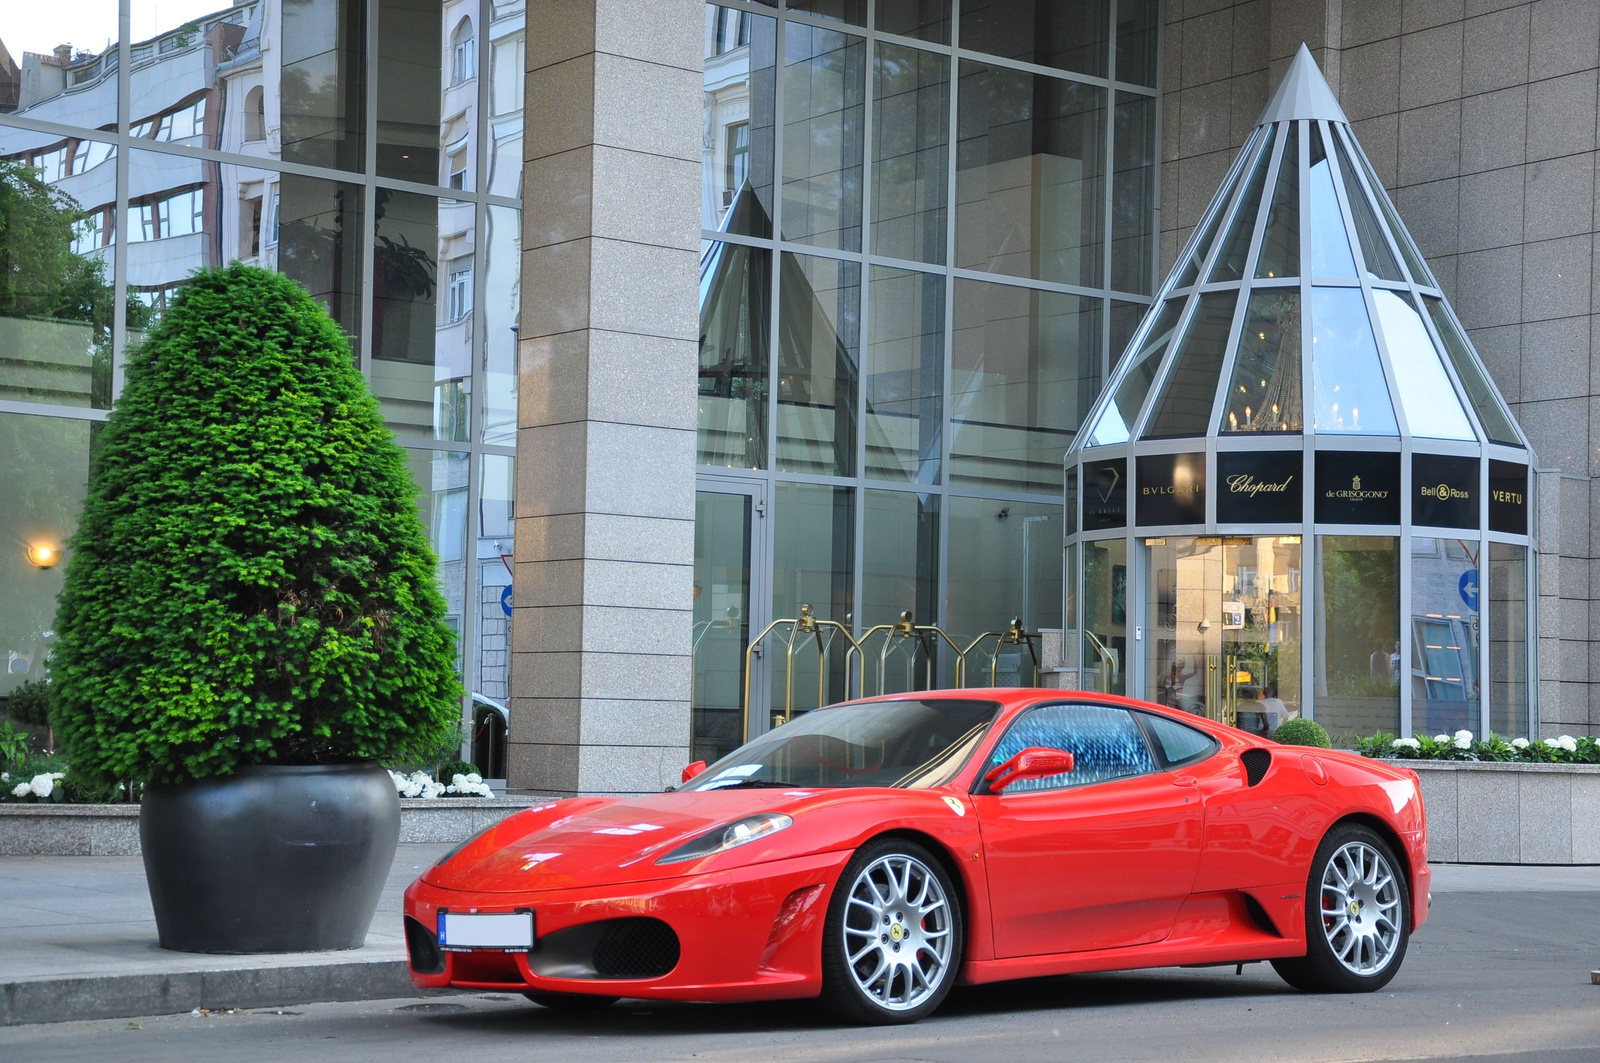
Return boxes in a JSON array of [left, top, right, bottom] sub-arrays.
[[1391, 737, 1421, 750], [1434, 735, 1450, 744], [1511, 738, 1530, 749], [1544, 738, 1562, 749], [1453, 730, 1473, 750], [10, 782, 28, 798], [447, 773, 494, 797], [1558, 735, 1578, 752], [1, 772, 8, 782], [28, 774, 54, 798]]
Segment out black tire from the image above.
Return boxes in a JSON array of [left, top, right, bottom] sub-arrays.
[[818, 837, 964, 1025], [521, 991, 619, 1011], [1272, 823, 1410, 993]]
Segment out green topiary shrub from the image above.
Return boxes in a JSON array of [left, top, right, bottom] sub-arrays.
[[1273, 718, 1332, 748], [6, 678, 51, 727], [51, 264, 461, 787]]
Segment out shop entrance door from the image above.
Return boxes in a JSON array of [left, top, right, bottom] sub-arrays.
[[1145, 536, 1303, 736], [692, 480, 767, 765]]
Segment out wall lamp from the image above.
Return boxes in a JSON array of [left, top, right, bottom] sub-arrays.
[[26, 543, 60, 569]]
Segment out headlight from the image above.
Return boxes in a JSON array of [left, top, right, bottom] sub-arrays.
[[654, 813, 793, 865]]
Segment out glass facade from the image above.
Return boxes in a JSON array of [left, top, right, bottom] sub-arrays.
[[697, 1, 1156, 745], [0, 1, 524, 737]]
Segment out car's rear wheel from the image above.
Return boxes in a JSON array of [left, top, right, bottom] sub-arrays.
[[1272, 823, 1410, 993], [521, 991, 618, 1011], [819, 838, 962, 1025]]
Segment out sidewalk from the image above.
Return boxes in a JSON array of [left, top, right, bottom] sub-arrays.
[[2, 854, 1596, 1027], [0, 843, 451, 1026]]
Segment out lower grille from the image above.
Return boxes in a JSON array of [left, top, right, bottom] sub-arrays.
[[405, 916, 444, 974], [592, 918, 681, 979]]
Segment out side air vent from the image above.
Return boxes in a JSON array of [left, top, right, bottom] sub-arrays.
[[1240, 748, 1272, 787]]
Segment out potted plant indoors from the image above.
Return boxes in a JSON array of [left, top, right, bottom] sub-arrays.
[[51, 264, 461, 953]]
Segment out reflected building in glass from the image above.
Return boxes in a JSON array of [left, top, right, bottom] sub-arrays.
[[0, 0, 523, 729]]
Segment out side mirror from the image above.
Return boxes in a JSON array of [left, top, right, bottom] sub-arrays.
[[984, 747, 1075, 792], [681, 760, 708, 784]]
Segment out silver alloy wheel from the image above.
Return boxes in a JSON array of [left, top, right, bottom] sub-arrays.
[[1319, 839, 1403, 976], [841, 853, 954, 1012]]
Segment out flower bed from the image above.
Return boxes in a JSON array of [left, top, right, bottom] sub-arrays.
[[1354, 730, 1599, 763]]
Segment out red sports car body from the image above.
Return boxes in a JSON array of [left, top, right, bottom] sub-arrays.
[[403, 690, 1429, 1023]]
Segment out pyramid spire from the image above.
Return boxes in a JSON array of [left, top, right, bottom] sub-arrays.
[[1256, 44, 1348, 126]]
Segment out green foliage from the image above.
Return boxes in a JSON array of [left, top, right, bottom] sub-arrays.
[[6, 678, 52, 727], [50, 264, 461, 787], [1356, 730, 1600, 763], [0, 722, 28, 774], [437, 759, 477, 782], [1273, 718, 1331, 748]]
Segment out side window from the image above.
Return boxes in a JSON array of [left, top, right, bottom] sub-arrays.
[[1138, 712, 1218, 766], [985, 704, 1157, 793]]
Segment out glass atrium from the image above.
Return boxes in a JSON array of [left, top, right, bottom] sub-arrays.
[[1065, 46, 1535, 746]]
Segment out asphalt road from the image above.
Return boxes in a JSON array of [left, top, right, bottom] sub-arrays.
[[5, 884, 1598, 1063]]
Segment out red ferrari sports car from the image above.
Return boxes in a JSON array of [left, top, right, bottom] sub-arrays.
[[403, 689, 1429, 1024]]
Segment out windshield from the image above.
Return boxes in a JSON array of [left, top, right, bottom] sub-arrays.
[[683, 698, 1001, 791]]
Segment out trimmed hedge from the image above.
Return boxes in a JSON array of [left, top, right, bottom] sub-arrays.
[[1273, 718, 1332, 748], [51, 264, 461, 787]]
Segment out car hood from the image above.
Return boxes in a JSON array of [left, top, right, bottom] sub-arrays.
[[423, 788, 845, 893]]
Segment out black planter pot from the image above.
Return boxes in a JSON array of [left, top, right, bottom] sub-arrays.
[[140, 761, 400, 954]]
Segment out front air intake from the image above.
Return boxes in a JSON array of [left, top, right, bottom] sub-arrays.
[[529, 917, 682, 980], [1240, 748, 1272, 787], [404, 916, 445, 974]]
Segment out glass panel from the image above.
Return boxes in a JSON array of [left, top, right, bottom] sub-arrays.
[[1115, 0, 1159, 88], [1372, 290, 1474, 440], [781, 23, 865, 250], [959, 0, 1109, 79], [1309, 286, 1398, 435], [1142, 289, 1237, 440], [947, 497, 1062, 682], [0, 152, 118, 407], [1091, 295, 1183, 445], [865, 265, 943, 483], [1331, 131, 1402, 281], [1315, 535, 1400, 746], [1081, 537, 1127, 696], [376, 0, 443, 185], [877, 0, 951, 43], [1255, 123, 1299, 279], [862, 490, 941, 692], [482, 205, 520, 447], [1488, 543, 1529, 739], [771, 482, 854, 713], [1411, 536, 1480, 736], [986, 704, 1155, 791], [693, 489, 754, 764], [1112, 92, 1156, 295], [1109, 299, 1143, 372], [1146, 536, 1303, 735], [473, 455, 514, 734], [487, 3, 525, 197], [1175, 130, 1264, 289], [279, 0, 367, 172], [698, 240, 770, 468], [951, 280, 1101, 493], [0, 2, 118, 129], [0, 413, 92, 698], [371, 191, 466, 442], [1422, 296, 1521, 446], [789, 0, 866, 24], [1307, 124, 1357, 279], [1221, 291, 1302, 434], [955, 62, 1105, 287], [406, 448, 469, 675], [124, 147, 215, 329], [1207, 126, 1274, 283], [704, 7, 776, 237], [777, 252, 859, 476], [871, 42, 949, 264], [1341, 125, 1434, 286]]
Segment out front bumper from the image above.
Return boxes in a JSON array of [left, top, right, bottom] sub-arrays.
[[403, 849, 852, 1002]]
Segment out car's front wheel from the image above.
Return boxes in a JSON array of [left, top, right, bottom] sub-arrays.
[[819, 838, 963, 1025], [1272, 823, 1410, 993]]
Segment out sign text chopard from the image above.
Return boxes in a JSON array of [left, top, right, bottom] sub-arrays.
[[1225, 473, 1294, 497], [1325, 474, 1389, 501]]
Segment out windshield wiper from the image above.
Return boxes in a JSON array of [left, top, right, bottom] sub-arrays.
[[700, 778, 810, 790]]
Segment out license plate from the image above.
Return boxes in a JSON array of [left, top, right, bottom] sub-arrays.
[[437, 910, 534, 952]]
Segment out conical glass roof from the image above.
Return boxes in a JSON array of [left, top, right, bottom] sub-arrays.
[[1079, 45, 1525, 450]]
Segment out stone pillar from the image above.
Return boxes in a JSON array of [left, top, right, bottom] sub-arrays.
[[510, 0, 702, 795]]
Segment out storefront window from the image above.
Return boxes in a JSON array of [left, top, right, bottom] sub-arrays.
[[1411, 537, 1480, 736], [946, 497, 1062, 684], [1082, 537, 1127, 696], [1316, 536, 1400, 744], [1488, 543, 1530, 738]]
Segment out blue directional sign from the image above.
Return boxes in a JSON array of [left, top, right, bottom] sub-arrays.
[[501, 584, 513, 618], [1459, 569, 1479, 611]]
